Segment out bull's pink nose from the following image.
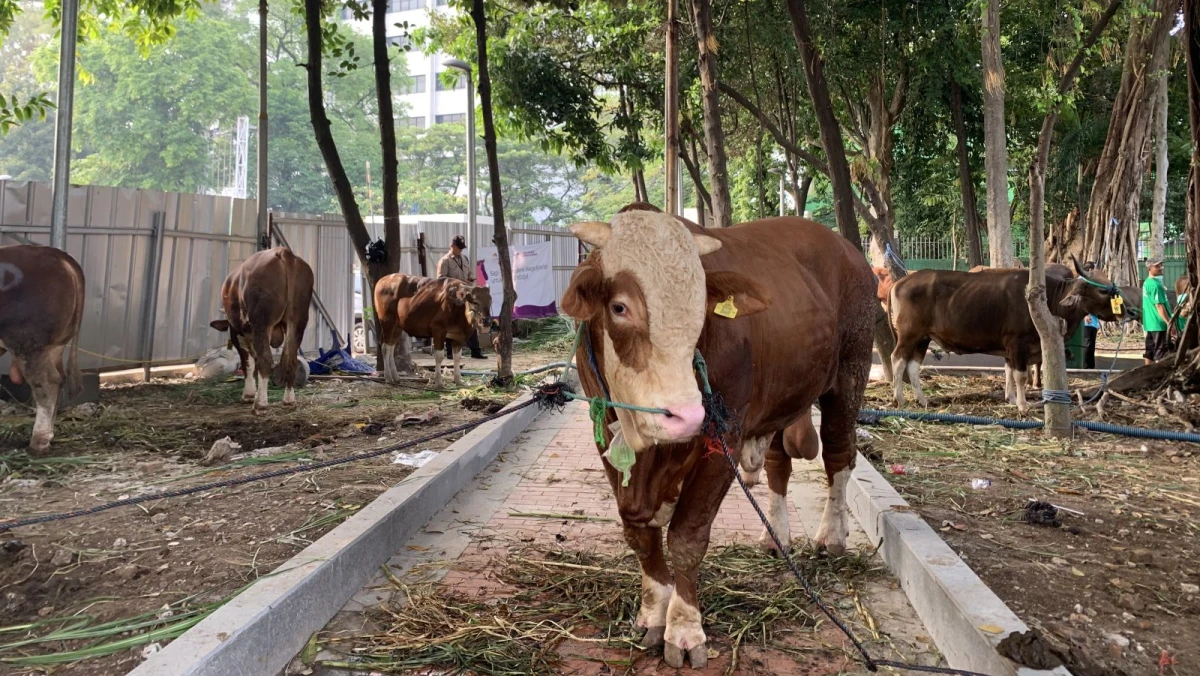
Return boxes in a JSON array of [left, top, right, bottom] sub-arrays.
[[658, 404, 706, 439]]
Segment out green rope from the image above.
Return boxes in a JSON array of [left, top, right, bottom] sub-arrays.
[[588, 397, 609, 448]]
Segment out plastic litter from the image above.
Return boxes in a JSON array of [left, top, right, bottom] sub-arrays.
[[391, 449, 438, 468], [889, 464, 908, 475], [971, 478, 992, 490], [604, 420, 636, 487], [309, 329, 375, 375]]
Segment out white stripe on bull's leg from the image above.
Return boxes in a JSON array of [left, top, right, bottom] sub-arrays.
[[663, 593, 707, 669], [432, 345, 444, 390], [892, 355, 908, 405], [283, 383, 296, 406], [27, 350, 63, 454], [906, 360, 927, 407], [1004, 363, 1014, 404], [814, 467, 851, 555], [242, 355, 257, 402], [1015, 369, 1030, 413], [758, 440, 792, 552], [635, 576, 673, 647], [254, 371, 269, 413], [737, 435, 770, 487]]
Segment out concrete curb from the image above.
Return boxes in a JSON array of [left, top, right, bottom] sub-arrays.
[[846, 453, 1072, 676], [129, 392, 543, 676]]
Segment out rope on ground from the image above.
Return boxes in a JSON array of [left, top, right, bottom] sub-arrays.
[[77, 347, 210, 365], [859, 407, 1200, 443], [1079, 318, 1131, 407], [0, 398, 538, 533]]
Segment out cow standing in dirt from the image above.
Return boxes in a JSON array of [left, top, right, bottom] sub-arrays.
[[374, 275, 492, 389], [561, 204, 875, 669], [888, 258, 1125, 412], [210, 248, 314, 414], [0, 245, 85, 454]]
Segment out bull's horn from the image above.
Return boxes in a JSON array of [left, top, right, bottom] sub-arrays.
[[569, 220, 612, 249]]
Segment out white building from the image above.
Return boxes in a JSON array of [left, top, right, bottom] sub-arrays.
[[340, 0, 469, 129]]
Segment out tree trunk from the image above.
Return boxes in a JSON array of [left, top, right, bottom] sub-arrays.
[[796, 172, 812, 215], [689, 0, 732, 227], [1027, 0, 1124, 437], [1080, 0, 1173, 285], [1150, 59, 1170, 263], [470, 0, 516, 383], [981, 0, 1015, 268], [950, 77, 985, 268], [304, 0, 406, 370], [371, 0, 407, 372], [783, 0, 862, 252], [664, 0, 680, 214], [1176, 0, 1200, 383]]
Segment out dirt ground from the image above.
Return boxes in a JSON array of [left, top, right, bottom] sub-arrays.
[[0, 348, 563, 676], [862, 374, 1198, 676]]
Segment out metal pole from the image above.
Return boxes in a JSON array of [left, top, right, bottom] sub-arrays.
[[466, 72, 478, 271], [141, 213, 167, 382], [256, 0, 270, 251], [49, 0, 79, 252], [664, 0, 679, 215]]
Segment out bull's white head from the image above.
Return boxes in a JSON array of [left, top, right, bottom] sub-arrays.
[[562, 206, 769, 451]]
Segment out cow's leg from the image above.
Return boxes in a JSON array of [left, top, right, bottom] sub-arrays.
[[252, 331, 272, 414], [890, 353, 907, 405], [25, 348, 64, 455], [280, 322, 303, 408], [814, 373, 866, 556], [381, 343, 395, 385], [1014, 368, 1030, 413], [234, 335, 256, 402], [737, 434, 771, 487], [758, 434, 793, 553], [431, 336, 445, 390], [451, 344, 463, 386], [905, 358, 927, 407], [1004, 363, 1015, 404], [663, 466, 729, 669], [623, 525, 673, 649]]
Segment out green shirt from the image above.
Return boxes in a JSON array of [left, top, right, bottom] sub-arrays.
[[1142, 275, 1169, 333]]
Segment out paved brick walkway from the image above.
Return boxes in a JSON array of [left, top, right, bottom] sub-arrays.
[[311, 403, 941, 676]]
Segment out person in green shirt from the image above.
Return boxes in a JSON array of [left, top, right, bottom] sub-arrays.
[[1175, 275, 1189, 335], [1142, 260, 1170, 364]]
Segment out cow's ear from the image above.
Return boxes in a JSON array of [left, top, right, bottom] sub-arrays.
[[1060, 287, 1083, 308], [569, 220, 612, 249], [450, 285, 469, 306], [562, 260, 605, 320], [693, 233, 722, 256], [210, 320, 230, 332], [705, 271, 771, 318]]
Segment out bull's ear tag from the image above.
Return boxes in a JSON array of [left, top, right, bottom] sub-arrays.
[[714, 295, 738, 319], [1111, 296, 1123, 315]]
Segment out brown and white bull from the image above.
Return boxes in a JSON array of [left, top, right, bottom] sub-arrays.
[[210, 247, 314, 413], [374, 275, 492, 389], [561, 204, 875, 669], [888, 258, 1124, 412], [0, 245, 85, 454]]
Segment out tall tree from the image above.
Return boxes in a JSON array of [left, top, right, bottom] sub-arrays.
[[950, 77, 984, 267], [982, 0, 1016, 268], [470, 0, 517, 383], [371, 0, 402, 303], [1150, 53, 1171, 263], [1026, 0, 1123, 437], [1079, 0, 1174, 284], [689, 0, 732, 227], [303, 0, 407, 370]]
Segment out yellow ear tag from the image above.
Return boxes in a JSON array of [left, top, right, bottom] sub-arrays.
[[714, 295, 738, 319], [1111, 296, 1123, 315]]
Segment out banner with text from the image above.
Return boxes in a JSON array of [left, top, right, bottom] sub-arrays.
[[475, 241, 557, 319]]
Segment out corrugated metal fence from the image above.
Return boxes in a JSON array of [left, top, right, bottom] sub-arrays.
[[0, 180, 353, 373]]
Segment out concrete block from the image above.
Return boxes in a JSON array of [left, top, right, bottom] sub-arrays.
[[129, 393, 543, 676], [847, 454, 1072, 676]]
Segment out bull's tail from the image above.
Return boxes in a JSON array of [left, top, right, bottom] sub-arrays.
[[66, 259, 85, 397], [884, 283, 898, 346]]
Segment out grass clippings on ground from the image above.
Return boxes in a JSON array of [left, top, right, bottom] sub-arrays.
[[319, 543, 882, 676]]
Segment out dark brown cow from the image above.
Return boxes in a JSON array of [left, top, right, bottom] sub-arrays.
[[888, 258, 1124, 412], [561, 203, 874, 668], [374, 275, 492, 389], [0, 245, 85, 454], [210, 248, 314, 413]]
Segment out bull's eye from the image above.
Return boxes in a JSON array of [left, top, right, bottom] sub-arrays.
[[611, 302, 627, 316]]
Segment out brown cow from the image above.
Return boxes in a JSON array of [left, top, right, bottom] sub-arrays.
[[0, 245, 85, 454], [210, 248, 314, 413], [374, 275, 492, 389], [888, 258, 1124, 412], [561, 204, 874, 668]]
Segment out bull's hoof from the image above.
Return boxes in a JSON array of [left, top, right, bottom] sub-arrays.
[[253, 404, 269, 416], [281, 400, 297, 408], [663, 642, 708, 669], [28, 439, 51, 457], [241, 393, 256, 403], [639, 626, 665, 649], [816, 539, 847, 556], [758, 532, 786, 557]]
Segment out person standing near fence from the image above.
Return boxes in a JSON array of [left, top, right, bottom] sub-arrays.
[[1082, 261, 1099, 369], [1142, 260, 1171, 364], [437, 235, 486, 360]]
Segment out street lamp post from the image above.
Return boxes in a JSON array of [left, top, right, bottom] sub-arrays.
[[443, 58, 477, 271]]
